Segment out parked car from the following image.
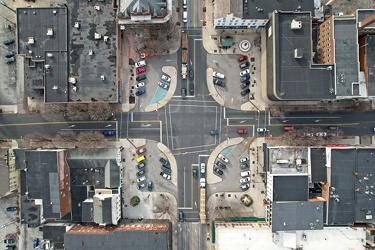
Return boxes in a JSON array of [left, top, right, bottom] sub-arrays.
[[239, 69, 250, 76], [161, 74, 171, 82], [189, 69, 194, 80], [213, 78, 225, 87], [103, 130, 115, 136], [5, 207, 17, 212], [159, 157, 169, 166], [183, 11, 188, 23], [3, 239, 15, 245], [257, 127, 266, 133], [237, 128, 247, 134], [213, 71, 225, 79], [147, 181, 153, 191], [189, 83, 194, 95], [239, 61, 250, 69], [137, 182, 146, 190], [241, 171, 251, 177], [161, 165, 171, 174], [210, 130, 219, 135], [134, 82, 145, 89], [179, 211, 185, 222], [33, 238, 39, 249], [213, 167, 223, 175], [136, 89, 146, 96], [5, 57, 15, 64], [136, 155, 146, 163], [136, 74, 146, 82], [304, 132, 314, 137], [136, 162, 145, 170], [240, 74, 250, 83], [181, 88, 187, 99], [136, 67, 146, 74], [241, 88, 250, 96], [238, 55, 248, 62], [240, 177, 251, 183], [240, 156, 249, 163], [136, 147, 147, 155], [283, 126, 294, 131], [240, 81, 250, 89], [136, 170, 145, 177], [160, 171, 171, 180], [218, 153, 229, 163], [240, 162, 249, 169], [200, 163, 205, 174], [328, 126, 338, 130], [200, 178, 206, 188], [137, 176, 147, 183], [158, 81, 169, 90], [135, 60, 146, 68], [216, 161, 226, 169], [3, 39, 15, 45], [5, 52, 14, 58], [193, 168, 198, 178], [316, 132, 327, 137], [241, 183, 250, 191]]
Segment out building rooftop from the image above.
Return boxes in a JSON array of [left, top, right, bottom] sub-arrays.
[[365, 35, 375, 96], [0, 149, 10, 197], [122, 0, 168, 17], [273, 176, 309, 202], [273, 11, 335, 100], [267, 147, 309, 174], [310, 148, 327, 183], [214, 0, 243, 20]]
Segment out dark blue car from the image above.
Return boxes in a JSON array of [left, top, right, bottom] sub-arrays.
[[103, 130, 115, 136], [136, 89, 146, 96], [147, 181, 153, 191], [33, 238, 39, 248]]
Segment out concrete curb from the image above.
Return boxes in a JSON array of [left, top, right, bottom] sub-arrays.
[[157, 142, 177, 187], [207, 137, 244, 185]]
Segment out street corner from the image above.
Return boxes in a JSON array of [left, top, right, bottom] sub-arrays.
[[157, 142, 177, 187], [206, 68, 225, 107]]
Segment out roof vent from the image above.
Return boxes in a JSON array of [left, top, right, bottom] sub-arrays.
[[47, 28, 53, 36], [74, 22, 80, 29], [294, 48, 303, 59], [28, 37, 35, 44], [94, 6, 101, 11], [94, 33, 102, 40], [291, 19, 302, 29], [52, 86, 59, 90]]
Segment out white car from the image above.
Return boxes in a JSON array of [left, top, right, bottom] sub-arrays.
[[218, 153, 229, 163], [240, 177, 250, 184], [304, 132, 314, 137], [200, 178, 206, 188], [158, 81, 169, 90], [241, 183, 250, 191], [316, 132, 327, 137], [160, 172, 171, 180], [213, 71, 225, 79], [239, 69, 250, 76], [135, 82, 145, 89], [257, 127, 266, 133], [200, 163, 206, 174], [137, 176, 146, 183], [135, 60, 146, 68], [240, 156, 249, 163], [161, 75, 171, 82]]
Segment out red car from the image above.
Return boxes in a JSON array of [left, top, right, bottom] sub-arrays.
[[238, 55, 248, 62], [136, 147, 147, 155], [136, 67, 146, 74], [283, 126, 295, 131], [237, 128, 247, 134]]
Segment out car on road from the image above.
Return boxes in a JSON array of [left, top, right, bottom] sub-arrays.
[[218, 153, 229, 163], [158, 81, 169, 90], [304, 132, 314, 137], [161, 165, 171, 174], [257, 127, 266, 133], [5, 52, 14, 58], [213, 71, 225, 79], [283, 126, 294, 131], [33, 238, 39, 248], [136, 147, 147, 155], [136, 89, 146, 96], [5, 57, 15, 64], [137, 182, 146, 190], [134, 82, 145, 89], [147, 181, 153, 191], [137, 176, 146, 183], [241, 183, 250, 191], [328, 126, 338, 130], [136, 170, 145, 177], [238, 55, 248, 62], [159, 158, 170, 166], [6, 207, 17, 212], [161, 74, 171, 82], [216, 161, 226, 169], [103, 130, 115, 136], [240, 162, 249, 169], [239, 61, 250, 69], [200, 178, 206, 188], [240, 74, 250, 83], [240, 156, 249, 163], [179, 211, 185, 222], [213, 167, 223, 175], [189, 69, 194, 80], [240, 177, 251, 183], [181, 88, 187, 99], [189, 83, 194, 95], [241, 88, 250, 96], [183, 11, 188, 23], [3, 39, 15, 45], [240, 80, 250, 89], [316, 132, 327, 137], [160, 171, 171, 180], [135, 60, 146, 68], [200, 163, 206, 174], [136, 162, 145, 170], [239, 69, 250, 76], [213, 78, 225, 87], [193, 168, 198, 178], [237, 128, 247, 134], [136, 74, 147, 82], [136, 67, 146, 74], [210, 130, 219, 135]]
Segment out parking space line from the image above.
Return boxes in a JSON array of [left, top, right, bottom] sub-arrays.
[[159, 121, 162, 143]]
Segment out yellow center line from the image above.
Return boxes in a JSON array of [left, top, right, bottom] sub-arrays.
[[0, 120, 117, 127], [226, 122, 360, 127], [131, 120, 160, 123]]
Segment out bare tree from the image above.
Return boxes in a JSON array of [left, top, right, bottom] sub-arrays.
[[42, 103, 67, 121], [66, 103, 90, 121], [280, 128, 337, 146], [268, 106, 286, 118], [152, 195, 175, 220], [87, 102, 112, 121], [75, 131, 105, 148], [350, 100, 370, 113], [25, 133, 55, 148], [54, 131, 77, 146]]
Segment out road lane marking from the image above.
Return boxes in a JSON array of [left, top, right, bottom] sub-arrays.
[[0, 120, 117, 127]]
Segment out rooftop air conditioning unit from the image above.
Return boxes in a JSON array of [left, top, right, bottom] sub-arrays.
[[47, 28, 53, 36], [104, 36, 109, 42], [95, 33, 101, 40], [47, 53, 53, 57], [89, 50, 93, 55], [74, 22, 80, 29], [52, 86, 58, 90], [94, 6, 101, 11], [28, 37, 35, 44], [291, 19, 302, 29]]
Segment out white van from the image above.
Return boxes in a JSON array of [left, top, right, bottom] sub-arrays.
[[183, 11, 187, 23], [241, 171, 251, 177], [183, 0, 187, 8]]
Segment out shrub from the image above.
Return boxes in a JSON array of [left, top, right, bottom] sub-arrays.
[[130, 196, 140, 207]]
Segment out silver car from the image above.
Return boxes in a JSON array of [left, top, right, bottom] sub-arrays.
[[218, 153, 229, 163], [240, 177, 250, 183]]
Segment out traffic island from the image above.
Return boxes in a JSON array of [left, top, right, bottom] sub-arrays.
[[157, 142, 178, 187]]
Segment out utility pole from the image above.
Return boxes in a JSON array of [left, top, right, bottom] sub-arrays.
[[0, 1, 16, 13]]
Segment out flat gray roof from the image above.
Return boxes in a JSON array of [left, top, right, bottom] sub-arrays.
[[17, 7, 68, 102], [310, 148, 327, 183], [334, 17, 359, 96], [243, 0, 314, 20], [274, 12, 335, 100], [366, 35, 375, 96], [273, 176, 308, 202], [272, 201, 324, 232], [357, 9, 375, 29]]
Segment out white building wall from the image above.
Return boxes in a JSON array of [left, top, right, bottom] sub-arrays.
[[214, 13, 268, 29]]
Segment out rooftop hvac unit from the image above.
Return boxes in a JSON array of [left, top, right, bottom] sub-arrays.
[[47, 28, 54, 36], [69, 77, 76, 84], [89, 50, 93, 55], [47, 53, 53, 57], [72, 86, 78, 92], [294, 48, 303, 58], [45, 64, 50, 69], [104, 36, 109, 42], [291, 19, 302, 29], [94, 6, 101, 11], [101, 75, 105, 81], [52, 86, 58, 90], [94, 33, 102, 40], [28, 37, 35, 44], [74, 22, 80, 29]]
